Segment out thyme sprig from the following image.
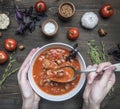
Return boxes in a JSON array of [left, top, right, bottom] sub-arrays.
[[0, 53, 19, 89], [88, 40, 107, 64]]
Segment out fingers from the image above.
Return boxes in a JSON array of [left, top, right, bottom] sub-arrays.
[[94, 62, 116, 89], [106, 73, 116, 92], [83, 83, 92, 103], [99, 66, 116, 87], [87, 62, 116, 85], [19, 48, 38, 72], [17, 48, 39, 81], [20, 63, 30, 81], [96, 62, 112, 72], [83, 65, 98, 102], [87, 64, 98, 84], [96, 62, 115, 84], [83, 65, 92, 100]]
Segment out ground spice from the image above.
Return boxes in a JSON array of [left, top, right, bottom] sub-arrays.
[[60, 4, 73, 17]]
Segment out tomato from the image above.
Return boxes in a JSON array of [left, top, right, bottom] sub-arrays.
[[0, 50, 8, 64], [35, 1, 46, 13], [67, 27, 79, 41], [100, 4, 114, 18], [4, 38, 17, 52]]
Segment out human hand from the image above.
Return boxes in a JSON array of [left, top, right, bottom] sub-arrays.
[[82, 62, 116, 109], [17, 48, 40, 109]]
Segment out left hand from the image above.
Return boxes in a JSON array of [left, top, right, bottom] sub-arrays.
[[17, 48, 40, 109]]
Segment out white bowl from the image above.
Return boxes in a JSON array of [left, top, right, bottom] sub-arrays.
[[28, 42, 86, 101]]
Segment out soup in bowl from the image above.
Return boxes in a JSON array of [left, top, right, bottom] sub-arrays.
[[28, 42, 86, 101]]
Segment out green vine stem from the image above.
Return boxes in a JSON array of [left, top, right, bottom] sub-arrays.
[[0, 53, 19, 89]]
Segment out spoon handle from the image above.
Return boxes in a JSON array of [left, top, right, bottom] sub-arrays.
[[79, 68, 96, 73], [79, 63, 120, 73]]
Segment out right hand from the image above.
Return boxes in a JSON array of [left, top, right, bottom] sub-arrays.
[[83, 62, 116, 109]]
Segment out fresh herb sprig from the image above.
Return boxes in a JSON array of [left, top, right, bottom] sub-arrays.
[[66, 43, 79, 61], [88, 40, 107, 64], [15, 5, 47, 35], [0, 53, 19, 89]]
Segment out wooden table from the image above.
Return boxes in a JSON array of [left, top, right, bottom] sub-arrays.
[[0, 0, 120, 109]]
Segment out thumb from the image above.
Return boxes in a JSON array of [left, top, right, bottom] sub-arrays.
[[87, 64, 98, 84], [87, 72, 97, 84]]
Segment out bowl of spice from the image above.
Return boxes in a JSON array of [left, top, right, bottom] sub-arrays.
[[58, 2, 75, 21], [41, 19, 58, 37]]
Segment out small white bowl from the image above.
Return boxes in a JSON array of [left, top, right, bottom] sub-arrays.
[[41, 19, 58, 37], [28, 42, 86, 101]]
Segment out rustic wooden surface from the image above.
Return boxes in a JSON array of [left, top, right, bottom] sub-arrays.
[[0, 0, 120, 109]]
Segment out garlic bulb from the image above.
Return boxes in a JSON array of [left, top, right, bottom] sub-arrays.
[[81, 12, 98, 29], [0, 14, 10, 29]]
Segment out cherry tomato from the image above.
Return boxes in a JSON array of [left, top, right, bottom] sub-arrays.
[[100, 4, 114, 18], [67, 27, 79, 41], [35, 1, 46, 13], [0, 50, 8, 64], [4, 38, 17, 52]]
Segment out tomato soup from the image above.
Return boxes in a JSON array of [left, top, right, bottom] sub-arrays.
[[32, 47, 81, 95]]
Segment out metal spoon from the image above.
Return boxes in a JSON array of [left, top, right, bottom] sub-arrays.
[[51, 63, 120, 83]]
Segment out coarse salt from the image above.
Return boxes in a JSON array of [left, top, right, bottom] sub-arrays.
[[44, 22, 55, 34]]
